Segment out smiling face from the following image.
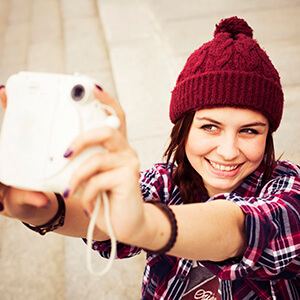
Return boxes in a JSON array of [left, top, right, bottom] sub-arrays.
[[185, 107, 269, 197]]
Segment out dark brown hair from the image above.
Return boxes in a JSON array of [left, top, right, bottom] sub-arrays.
[[164, 112, 276, 203]]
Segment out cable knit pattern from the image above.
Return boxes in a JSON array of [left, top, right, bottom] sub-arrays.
[[170, 16, 284, 132]]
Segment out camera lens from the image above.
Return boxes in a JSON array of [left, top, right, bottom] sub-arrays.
[[71, 84, 85, 101]]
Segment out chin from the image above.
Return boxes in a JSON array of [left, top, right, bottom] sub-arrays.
[[205, 179, 242, 196]]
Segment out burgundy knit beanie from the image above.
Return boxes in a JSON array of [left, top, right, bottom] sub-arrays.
[[170, 16, 284, 132]]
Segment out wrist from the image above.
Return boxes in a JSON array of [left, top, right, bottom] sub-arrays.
[[139, 201, 177, 255], [22, 193, 65, 235]]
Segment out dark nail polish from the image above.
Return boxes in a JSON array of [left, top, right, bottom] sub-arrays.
[[63, 148, 73, 158], [84, 210, 89, 217], [95, 84, 103, 91], [63, 188, 70, 198], [0, 202, 4, 211], [0, 85, 5, 89]]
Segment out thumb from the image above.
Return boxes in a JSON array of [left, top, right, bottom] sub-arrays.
[[7, 188, 49, 208], [0, 86, 7, 109], [21, 191, 50, 208]]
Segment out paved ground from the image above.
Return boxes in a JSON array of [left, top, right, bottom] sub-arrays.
[[0, 0, 299, 299]]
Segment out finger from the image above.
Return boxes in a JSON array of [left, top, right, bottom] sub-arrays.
[[80, 171, 116, 214], [0, 86, 7, 109], [93, 86, 127, 137], [64, 126, 127, 159], [68, 151, 128, 196]]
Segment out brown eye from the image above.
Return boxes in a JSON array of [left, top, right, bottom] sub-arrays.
[[201, 124, 218, 132], [241, 128, 259, 135]]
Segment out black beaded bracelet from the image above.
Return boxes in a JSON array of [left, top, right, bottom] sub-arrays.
[[143, 200, 178, 255], [22, 193, 65, 235]]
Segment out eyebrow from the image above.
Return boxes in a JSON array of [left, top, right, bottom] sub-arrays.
[[241, 122, 267, 128], [195, 117, 267, 127], [195, 117, 222, 125]]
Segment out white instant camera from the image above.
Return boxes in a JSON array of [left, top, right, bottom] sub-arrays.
[[0, 72, 118, 194]]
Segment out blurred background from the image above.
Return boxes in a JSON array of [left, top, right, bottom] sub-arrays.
[[0, 0, 299, 299]]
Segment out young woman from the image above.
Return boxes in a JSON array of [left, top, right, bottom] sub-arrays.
[[0, 17, 299, 299]]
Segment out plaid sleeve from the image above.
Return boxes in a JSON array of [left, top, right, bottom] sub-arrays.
[[204, 175, 300, 281], [82, 239, 141, 259], [139, 163, 176, 204]]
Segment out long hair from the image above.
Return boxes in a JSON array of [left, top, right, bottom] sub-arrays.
[[164, 112, 276, 203]]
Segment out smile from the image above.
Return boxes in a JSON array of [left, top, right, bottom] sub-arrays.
[[207, 159, 240, 171]]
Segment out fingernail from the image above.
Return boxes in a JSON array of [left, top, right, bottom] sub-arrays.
[[63, 188, 70, 198], [63, 148, 73, 158], [95, 84, 103, 91], [0, 85, 5, 89], [84, 210, 89, 217], [0, 202, 4, 211]]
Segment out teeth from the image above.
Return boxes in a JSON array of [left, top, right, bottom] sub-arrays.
[[209, 160, 239, 171]]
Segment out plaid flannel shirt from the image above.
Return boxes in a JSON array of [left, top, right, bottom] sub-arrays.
[[90, 160, 300, 299]]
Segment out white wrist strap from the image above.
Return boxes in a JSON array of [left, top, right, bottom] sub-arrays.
[[86, 192, 117, 276], [86, 104, 119, 276]]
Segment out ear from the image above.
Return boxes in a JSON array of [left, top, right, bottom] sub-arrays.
[[0, 87, 7, 109]]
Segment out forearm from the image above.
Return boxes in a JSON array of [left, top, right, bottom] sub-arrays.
[[14, 192, 109, 241], [133, 200, 247, 261]]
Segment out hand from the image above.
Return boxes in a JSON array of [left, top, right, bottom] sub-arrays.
[[64, 89, 144, 242], [0, 184, 51, 220]]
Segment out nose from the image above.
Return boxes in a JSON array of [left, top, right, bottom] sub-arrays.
[[216, 133, 240, 161]]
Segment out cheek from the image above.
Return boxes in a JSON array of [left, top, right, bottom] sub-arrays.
[[185, 131, 214, 158], [243, 139, 266, 163]]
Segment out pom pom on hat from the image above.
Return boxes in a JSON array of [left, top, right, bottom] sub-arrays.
[[170, 16, 284, 132], [214, 16, 253, 38]]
